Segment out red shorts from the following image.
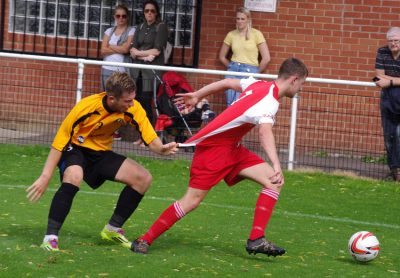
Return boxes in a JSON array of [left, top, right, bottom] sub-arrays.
[[189, 144, 264, 190]]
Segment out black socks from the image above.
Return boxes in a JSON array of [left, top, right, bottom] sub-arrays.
[[109, 186, 143, 228], [46, 183, 79, 235]]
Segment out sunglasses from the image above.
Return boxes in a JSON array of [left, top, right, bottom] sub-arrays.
[[144, 9, 156, 14], [115, 14, 127, 19], [388, 40, 400, 45]]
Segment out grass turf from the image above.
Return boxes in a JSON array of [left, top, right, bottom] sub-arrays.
[[0, 144, 399, 277]]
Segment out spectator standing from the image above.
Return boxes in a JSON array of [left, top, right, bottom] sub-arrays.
[[131, 58, 308, 257], [26, 72, 178, 251], [130, 0, 168, 146], [101, 4, 135, 90], [219, 7, 271, 106], [101, 4, 135, 140], [375, 27, 400, 181]]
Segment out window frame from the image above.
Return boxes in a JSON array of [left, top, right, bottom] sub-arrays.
[[8, 0, 196, 48]]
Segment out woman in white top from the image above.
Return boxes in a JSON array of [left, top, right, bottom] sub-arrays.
[[219, 7, 270, 106], [101, 4, 135, 90]]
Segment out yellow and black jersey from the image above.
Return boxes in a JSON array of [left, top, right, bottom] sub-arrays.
[[52, 92, 157, 152]]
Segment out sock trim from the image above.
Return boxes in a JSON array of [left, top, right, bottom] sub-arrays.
[[261, 188, 279, 200], [173, 201, 185, 218]]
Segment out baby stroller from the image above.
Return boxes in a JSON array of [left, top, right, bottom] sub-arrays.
[[154, 71, 215, 144]]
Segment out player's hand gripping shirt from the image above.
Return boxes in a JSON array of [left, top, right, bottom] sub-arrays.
[[52, 92, 157, 151], [180, 77, 280, 147]]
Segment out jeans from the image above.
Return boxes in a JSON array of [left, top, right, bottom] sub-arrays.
[[380, 101, 400, 170], [225, 61, 259, 106]]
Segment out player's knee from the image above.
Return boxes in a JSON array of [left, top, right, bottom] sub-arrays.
[[264, 183, 283, 192], [62, 169, 83, 186], [179, 200, 200, 213], [141, 170, 153, 188], [190, 198, 202, 210], [179, 195, 203, 212], [130, 169, 152, 193]]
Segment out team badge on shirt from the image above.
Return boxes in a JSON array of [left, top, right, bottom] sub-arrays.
[[77, 136, 85, 144]]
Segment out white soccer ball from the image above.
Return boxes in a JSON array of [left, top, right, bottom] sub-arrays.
[[348, 231, 380, 262]]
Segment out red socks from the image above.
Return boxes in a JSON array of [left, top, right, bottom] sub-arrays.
[[141, 201, 186, 244], [140, 188, 279, 244], [249, 188, 279, 240]]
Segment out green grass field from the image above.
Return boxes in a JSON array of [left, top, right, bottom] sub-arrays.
[[0, 144, 399, 277]]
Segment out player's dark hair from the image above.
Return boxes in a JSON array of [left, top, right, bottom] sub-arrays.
[[278, 57, 308, 80], [105, 72, 136, 98]]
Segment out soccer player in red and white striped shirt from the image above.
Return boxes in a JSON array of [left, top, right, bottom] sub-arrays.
[[132, 57, 308, 257]]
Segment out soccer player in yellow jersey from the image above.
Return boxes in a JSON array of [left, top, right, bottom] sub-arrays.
[[26, 72, 178, 251]]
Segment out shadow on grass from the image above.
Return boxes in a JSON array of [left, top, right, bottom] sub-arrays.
[[335, 256, 376, 266]]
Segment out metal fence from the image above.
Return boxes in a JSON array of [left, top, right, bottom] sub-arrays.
[[0, 52, 388, 179]]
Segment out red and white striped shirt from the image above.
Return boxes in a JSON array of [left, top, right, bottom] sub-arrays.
[[180, 77, 280, 147]]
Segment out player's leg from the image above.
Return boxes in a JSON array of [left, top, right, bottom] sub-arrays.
[[132, 187, 209, 254], [41, 165, 83, 251], [100, 156, 151, 248], [238, 163, 286, 257]]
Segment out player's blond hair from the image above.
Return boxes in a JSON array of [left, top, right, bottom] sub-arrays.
[[105, 72, 136, 98]]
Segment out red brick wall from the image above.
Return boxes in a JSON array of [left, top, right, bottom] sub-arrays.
[[199, 0, 400, 82]]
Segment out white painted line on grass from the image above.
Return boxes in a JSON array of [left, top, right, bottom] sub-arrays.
[[2, 184, 399, 229]]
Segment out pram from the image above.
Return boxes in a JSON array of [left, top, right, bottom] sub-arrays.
[[154, 71, 215, 144]]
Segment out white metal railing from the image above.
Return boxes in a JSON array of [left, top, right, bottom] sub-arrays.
[[0, 52, 378, 170]]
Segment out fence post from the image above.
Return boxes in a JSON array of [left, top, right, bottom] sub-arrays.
[[76, 59, 85, 103], [288, 94, 299, 170]]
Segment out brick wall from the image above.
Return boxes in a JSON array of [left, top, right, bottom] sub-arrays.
[[200, 0, 400, 81]]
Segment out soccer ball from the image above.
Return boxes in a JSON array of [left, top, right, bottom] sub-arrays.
[[348, 231, 380, 262]]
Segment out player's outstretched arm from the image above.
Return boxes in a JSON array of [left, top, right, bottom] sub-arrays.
[[148, 137, 179, 156], [26, 147, 62, 202], [175, 78, 242, 109]]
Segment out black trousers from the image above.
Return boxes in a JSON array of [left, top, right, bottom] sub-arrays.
[[380, 103, 400, 170]]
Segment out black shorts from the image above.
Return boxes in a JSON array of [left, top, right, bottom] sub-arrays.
[[58, 144, 126, 189]]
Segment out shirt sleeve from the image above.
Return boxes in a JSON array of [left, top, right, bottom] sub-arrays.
[[251, 99, 276, 126], [129, 101, 158, 144], [253, 29, 266, 45], [51, 104, 81, 151], [128, 26, 136, 36], [223, 31, 233, 46], [105, 27, 113, 37], [257, 113, 275, 125], [242, 81, 277, 126], [375, 47, 385, 70], [240, 76, 257, 91]]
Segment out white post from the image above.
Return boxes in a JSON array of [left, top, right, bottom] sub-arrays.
[[288, 94, 299, 170], [76, 59, 85, 103], [153, 76, 159, 117]]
